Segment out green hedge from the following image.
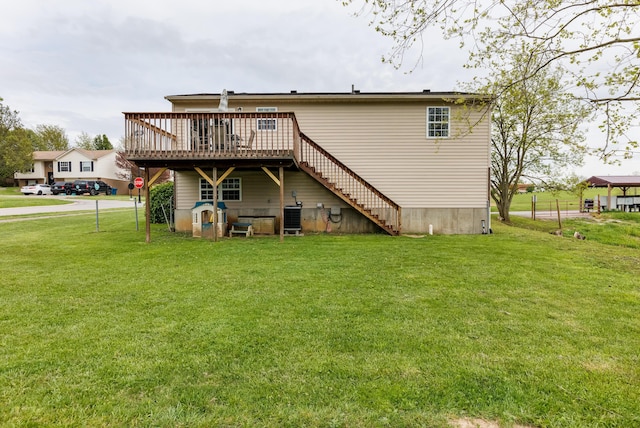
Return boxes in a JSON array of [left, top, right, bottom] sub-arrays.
[[149, 181, 174, 224]]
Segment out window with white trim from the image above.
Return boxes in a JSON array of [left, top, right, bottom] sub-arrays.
[[58, 161, 71, 172], [80, 161, 94, 172], [256, 107, 277, 131], [220, 178, 241, 200], [257, 118, 277, 131], [199, 177, 242, 201], [427, 107, 450, 138]]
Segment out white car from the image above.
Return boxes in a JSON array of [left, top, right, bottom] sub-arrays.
[[20, 184, 52, 195]]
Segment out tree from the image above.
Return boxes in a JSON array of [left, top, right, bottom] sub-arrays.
[[0, 98, 32, 183], [115, 149, 136, 181], [32, 124, 70, 151], [345, 0, 640, 158], [0, 128, 33, 182], [75, 132, 94, 150], [75, 132, 113, 150], [486, 50, 588, 222], [93, 134, 113, 150], [0, 97, 22, 135]]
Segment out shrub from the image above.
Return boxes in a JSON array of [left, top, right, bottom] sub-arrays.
[[149, 181, 174, 224]]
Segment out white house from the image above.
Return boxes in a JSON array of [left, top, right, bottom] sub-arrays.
[[14, 148, 129, 194]]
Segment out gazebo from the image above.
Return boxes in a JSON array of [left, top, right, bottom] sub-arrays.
[[585, 175, 640, 211]]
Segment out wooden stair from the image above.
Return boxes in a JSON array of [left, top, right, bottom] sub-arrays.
[[297, 133, 401, 235]]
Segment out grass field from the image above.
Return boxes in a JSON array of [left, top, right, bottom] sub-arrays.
[[494, 188, 634, 212], [0, 207, 638, 427]]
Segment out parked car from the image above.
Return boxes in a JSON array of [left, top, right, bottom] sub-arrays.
[[51, 181, 73, 195], [71, 180, 111, 195], [20, 183, 52, 195]]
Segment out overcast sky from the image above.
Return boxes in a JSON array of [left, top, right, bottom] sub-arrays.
[[1, 0, 637, 177]]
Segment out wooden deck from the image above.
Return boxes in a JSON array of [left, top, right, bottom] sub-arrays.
[[124, 112, 300, 169], [124, 111, 401, 235]]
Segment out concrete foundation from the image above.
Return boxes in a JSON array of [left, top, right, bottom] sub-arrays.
[[175, 206, 489, 235]]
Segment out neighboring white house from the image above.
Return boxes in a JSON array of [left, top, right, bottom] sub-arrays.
[[14, 148, 130, 194]]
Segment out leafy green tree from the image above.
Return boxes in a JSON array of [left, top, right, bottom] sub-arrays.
[[32, 124, 69, 151], [484, 50, 588, 222], [0, 97, 22, 135], [75, 132, 113, 150], [0, 128, 33, 181], [93, 134, 113, 150], [74, 132, 94, 150], [0, 98, 32, 182], [345, 0, 640, 158]]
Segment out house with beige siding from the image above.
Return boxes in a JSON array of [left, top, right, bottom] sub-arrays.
[[124, 90, 492, 236], [14, 148, 130, 194]]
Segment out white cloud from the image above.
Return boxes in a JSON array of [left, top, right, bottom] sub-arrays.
[[1, 0, 637, 175]]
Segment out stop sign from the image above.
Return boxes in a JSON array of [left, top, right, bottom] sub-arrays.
[[134, 177, 144, 188]]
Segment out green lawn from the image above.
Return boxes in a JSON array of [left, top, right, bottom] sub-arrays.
[[495, 188, 632, 212], [0, 211, 638, 427], [0, 188, 135, 209], [0, 186, 72, 208]]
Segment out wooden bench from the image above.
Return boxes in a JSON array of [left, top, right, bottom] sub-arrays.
[[229, 222, 254, 237]]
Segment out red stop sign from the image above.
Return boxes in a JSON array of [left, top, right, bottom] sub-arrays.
[[134, 177, 144, 188]]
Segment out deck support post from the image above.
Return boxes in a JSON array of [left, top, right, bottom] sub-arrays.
[[280, 167, 284, 242], [213, 167, 218, 242], [145, 167, 151, 243]]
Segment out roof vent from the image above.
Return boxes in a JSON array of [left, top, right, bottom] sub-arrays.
[[291, 90, 297, 94], [423, 89, 431, 93], [351, 84, 360, 94]]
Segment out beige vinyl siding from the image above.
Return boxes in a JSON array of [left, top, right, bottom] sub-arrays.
[[175, 171, 200, 210], [175, 170, 348, 211], [287, 102, 490, 208], [170, 95, 490, 209]]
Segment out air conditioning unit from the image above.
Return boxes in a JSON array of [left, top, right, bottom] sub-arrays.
[[283, 205, 302, 234]]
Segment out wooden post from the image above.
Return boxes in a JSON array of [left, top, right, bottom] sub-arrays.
[[607, 184, 612, 211], [213, 167, 218, 242], [279, 167, 284, 242], [555, 198, 562, 231], [145, 167, 151, 243], [531, 195, 537, 220]]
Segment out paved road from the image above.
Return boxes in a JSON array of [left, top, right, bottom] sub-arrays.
[[0, 196, 142, 218]]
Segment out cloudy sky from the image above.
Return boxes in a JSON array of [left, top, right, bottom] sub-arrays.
[[1, 0, 637, 176]]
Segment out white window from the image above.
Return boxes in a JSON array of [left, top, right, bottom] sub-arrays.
[[427, 107, 450, 138], [80, 161, 94, 172], [199, 179, 214, 200], [200, 177, 242, 201], [58, 161, 71, 172], [257, 119, 277, 131], [257, 107, 277, 131], [220, 178, 241, 201]]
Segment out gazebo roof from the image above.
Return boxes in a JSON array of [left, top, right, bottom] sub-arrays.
[[585, 176, 640, 188]]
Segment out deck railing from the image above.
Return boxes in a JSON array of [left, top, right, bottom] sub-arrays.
[[298, 132, 401, 234], [124, 112, 299, 159], [124, 111, 399, 234]]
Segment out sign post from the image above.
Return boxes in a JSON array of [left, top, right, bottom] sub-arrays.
[[134, 177, 144, 203]]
